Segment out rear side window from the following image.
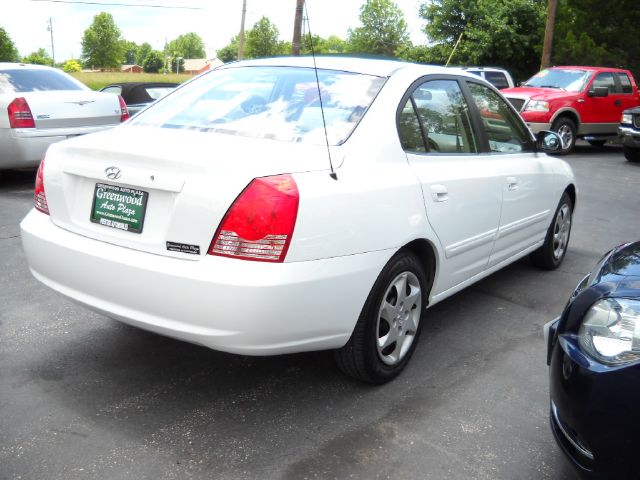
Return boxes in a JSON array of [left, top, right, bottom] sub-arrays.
[[131, 66, 386, 146], [484, 71, 509, 89], [398, 79, 478, 154], [101, 86, 122, 95], [145, 87, 174, 100], [617, 73, 633, 94], [0, 69, 84, 93], [398, 99, 426, 152]]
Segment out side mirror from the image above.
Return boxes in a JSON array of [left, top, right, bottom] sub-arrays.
[[537, 130, 564, 153], [588, 86, 609, 98]]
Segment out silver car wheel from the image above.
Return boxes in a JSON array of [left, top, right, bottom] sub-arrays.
[[376, 271, 422, 366], [557, 124, 573, 150], [553, 203, 571, 260]]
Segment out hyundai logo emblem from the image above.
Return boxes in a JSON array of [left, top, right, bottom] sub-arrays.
[[105, 166, 121, 180]]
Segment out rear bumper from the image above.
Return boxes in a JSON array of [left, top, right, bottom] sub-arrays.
[[0, 125, 117, 169], [21, 209, 391, 355]]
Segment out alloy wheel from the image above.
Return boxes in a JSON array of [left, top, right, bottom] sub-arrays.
[[376, 271, 422, 366]]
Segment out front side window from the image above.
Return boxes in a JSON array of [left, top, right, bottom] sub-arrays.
[[131, 66, 386, 146], [592, 72, 617, 94], [467, 82, 533, 153]]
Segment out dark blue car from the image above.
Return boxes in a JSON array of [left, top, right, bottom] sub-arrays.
[[546, 241, 640, 479]]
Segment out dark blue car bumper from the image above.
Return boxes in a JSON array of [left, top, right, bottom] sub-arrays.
[[548, 330, 640, 479]]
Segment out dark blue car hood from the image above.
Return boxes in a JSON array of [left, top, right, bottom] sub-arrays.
[[593, 241, 640, 297]]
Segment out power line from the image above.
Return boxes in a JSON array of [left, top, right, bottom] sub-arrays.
[[29, 0, 203, 9]]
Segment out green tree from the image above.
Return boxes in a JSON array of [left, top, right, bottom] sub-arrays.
[[121, 40, 139, 65], [421, 0, 546, 81], [217, 35, 238, 63], [63, 59, 82, 73], [136, 42, 153, 65], [245, 17, 281, 58], [322, 35, 348, 54], [347, 0, 410, 57], [0, 27, 19, 62], [81, 12, 124, 69], [142, 50, 164, 73], [170, 56, 185, 73], [23, 48, 52, 65], [300, 34, 347, 55], [166, 32, 206, 59], [553, 0, 640, 78]]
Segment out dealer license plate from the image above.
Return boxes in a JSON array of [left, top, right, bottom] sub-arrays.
[[90, 183, 148, 234]]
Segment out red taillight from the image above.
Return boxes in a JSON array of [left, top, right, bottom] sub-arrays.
[[34, 157, 49, 215], [118, 95, 130, 122], [208, 175, 299, 263], [8, 97, 35, 128]]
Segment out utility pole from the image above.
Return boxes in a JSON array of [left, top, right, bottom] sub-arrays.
[[47, 17, 55, 67], [292, 0, 304, 55], [238, 0, 247, 60], [540, 0, 558, 70]]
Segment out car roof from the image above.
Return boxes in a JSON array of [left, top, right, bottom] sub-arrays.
[[549, 66, 631, 73], [102, 82, 180, 89], [461, 66, 509, 72], [0, 62, 56, 71], [217, 55, 443, 78]]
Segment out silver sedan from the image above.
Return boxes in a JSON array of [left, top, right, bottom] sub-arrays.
[[0, 63, 129, 170]]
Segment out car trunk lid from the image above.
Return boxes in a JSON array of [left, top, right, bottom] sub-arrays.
[[43, 125, 335, 260], [20, 90, 121, 128]]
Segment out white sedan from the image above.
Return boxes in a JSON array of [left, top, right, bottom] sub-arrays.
[[20, 57, 575, 383], [0, 63, 129, 170]]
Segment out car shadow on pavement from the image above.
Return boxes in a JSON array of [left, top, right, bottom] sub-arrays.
[[16, 256, 582, 479]]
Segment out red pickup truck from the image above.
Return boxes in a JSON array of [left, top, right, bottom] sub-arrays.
[[502, 66, 640, 154]]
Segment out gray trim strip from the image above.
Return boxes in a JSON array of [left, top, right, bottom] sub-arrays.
[[551, 401, 594, 460]]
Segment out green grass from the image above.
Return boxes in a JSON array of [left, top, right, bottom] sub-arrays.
[[71, 72, 194, 90]]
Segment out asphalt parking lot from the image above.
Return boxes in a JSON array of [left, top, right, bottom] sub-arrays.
[[1, 143, 638, 480]]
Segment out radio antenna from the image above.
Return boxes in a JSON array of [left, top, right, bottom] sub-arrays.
[[304, 1, 338, 180]]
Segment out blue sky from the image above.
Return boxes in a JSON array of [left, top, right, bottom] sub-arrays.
[[3, 0, 426, 62]]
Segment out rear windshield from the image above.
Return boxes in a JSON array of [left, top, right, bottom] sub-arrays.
[[524, 69, 591, 92], [484, 71, 509, 89], [130, 66, 386, 145], [0, 68, 85, 93]]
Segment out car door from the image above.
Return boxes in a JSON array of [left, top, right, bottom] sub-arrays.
[[615, 72, 639, 112], [463, 80, 558, 267], [398, 77, 503, 294], [581, 71, 625, 132]]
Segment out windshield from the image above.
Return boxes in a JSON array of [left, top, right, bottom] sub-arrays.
[[0, 69, 86, 93], [524, 69, 591, 92], [130, 66, 386, 145]]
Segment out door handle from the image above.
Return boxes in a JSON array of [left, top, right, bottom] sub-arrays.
[[615, 99, 622, 106], [507, 176, 518, 191], [430, 184, 449, 202]]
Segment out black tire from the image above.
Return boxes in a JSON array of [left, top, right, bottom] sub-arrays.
[[587, 140, 606, 147], [530, 192, 573, 270], [551, 117, 577, 155], [623, 146, 640, 162], [335, 250, 431, 384]]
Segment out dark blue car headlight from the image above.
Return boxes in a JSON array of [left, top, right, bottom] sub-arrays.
[[578, 298, 640, 365]]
